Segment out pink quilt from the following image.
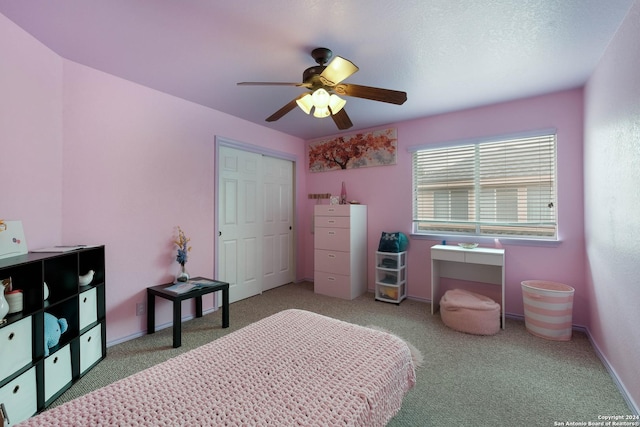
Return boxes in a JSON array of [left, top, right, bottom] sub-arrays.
[[20, 309, 416, 426]]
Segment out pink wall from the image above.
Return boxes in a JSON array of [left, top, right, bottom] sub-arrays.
[[0, 13, 63, 248], [1, 15, 306, 343], [584, 0, 640, 412], [60, 61, 306, 342], [3, 5, 637, 410], [304, 88, 587, 324]]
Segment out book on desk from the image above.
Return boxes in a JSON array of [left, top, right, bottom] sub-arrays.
[[164, 278, 221, 295]]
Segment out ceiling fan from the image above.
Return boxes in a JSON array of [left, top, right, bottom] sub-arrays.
[[237, 48, 407, 130]]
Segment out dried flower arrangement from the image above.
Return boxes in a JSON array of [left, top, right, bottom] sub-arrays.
[[174, 226, 191, 266]]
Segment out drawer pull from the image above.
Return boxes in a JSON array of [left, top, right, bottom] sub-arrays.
[[327, 277, 336, 281], [53, 356, 59, 364], [13, 384, 20, 394], [8, 332, 15, 340], [328, 208, 336, 212], [328, 220, 336, 224], [87, 336, 92, 343], [83, 297, 88, 303], [328, 231, 335, 235], [328, 254, 336, 258]]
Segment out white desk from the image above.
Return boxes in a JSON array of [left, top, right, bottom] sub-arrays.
[[431, 245, 505, 329]]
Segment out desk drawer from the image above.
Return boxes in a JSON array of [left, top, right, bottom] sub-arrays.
[[431, 249, 465, 262], [314, 271, 351, 299], [465, 252, 503, 266], [315, 205, 351, 217], [314, 228, 350, 251], [314, 249, 350, 275], [315, 216, 350, 228]]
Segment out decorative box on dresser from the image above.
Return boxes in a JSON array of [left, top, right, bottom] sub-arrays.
[[314, 205, 367, 300], [0, 246, 106, 425]]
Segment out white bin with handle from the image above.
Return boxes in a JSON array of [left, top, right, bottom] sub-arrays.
[[521, 280, 575, 341]]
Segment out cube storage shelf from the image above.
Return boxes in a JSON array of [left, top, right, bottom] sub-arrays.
[[375, 251, 407, 304], [0, 246, 106, 425]]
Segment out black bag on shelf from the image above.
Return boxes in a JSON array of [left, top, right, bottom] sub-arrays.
[[377, 232, 409, 253]]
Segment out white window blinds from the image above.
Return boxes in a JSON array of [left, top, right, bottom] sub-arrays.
[[412, 133, 557, 238]]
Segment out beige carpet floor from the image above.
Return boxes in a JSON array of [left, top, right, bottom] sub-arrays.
[[51, 282, 633, 426]]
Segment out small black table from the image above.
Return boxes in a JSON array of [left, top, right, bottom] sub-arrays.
[[146, 277, 229, 348]]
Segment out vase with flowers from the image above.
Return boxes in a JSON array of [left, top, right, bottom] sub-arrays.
[[174, 226, 192, 282]]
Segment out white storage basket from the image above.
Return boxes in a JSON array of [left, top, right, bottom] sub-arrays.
[[521, 280, 575, 341]]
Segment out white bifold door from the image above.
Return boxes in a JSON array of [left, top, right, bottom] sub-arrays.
[[217, 144, 294, 303]]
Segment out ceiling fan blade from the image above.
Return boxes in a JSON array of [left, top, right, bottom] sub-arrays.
[[319, 56, 359, 86], [265, 95, 306, 122], [237, 82, 311, 88], [334, 83, 407, 105], [330, 108, 353, 130]]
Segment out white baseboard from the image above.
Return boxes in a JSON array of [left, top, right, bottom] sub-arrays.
[[582, 326, 639, 415], [106, 306, 218, 348]]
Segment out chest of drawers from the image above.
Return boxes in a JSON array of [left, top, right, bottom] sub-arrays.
[[314, 205, 367, 299]]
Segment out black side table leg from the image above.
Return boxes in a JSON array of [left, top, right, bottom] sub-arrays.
[[173, 300, 182, 348], [222, 288, 229, 328], [147, 293, 155, 334], [195, 296, 203, 318]]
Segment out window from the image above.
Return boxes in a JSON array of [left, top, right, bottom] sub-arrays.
[[411, 132, 557, 239]]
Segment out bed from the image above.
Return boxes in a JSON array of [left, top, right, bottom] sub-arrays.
[[19, 309, 417, 426]]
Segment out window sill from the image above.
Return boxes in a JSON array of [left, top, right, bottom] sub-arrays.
[[410, 233, 562, 248]]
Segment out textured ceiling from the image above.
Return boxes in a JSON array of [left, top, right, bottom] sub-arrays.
[[0, 0, 635, 140]]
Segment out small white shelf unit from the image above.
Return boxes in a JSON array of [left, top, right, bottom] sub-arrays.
[[375, 251, 407, 304]]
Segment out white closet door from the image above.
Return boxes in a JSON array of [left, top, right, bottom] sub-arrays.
[[218, 146, 262, 303], [262, 156, 294, 291]]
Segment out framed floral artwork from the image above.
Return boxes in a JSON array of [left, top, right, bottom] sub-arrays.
[[308, 128, 397, 172]]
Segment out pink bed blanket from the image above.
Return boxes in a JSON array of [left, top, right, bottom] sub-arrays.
[[20, 309, 416, 426]]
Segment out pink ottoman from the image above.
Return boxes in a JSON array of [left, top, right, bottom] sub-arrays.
[[440, 289, 500, 335]]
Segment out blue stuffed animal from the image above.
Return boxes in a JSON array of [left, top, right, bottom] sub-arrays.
[[44, 312, 68, 356]]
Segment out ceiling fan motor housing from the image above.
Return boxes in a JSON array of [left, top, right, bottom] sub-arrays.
[[302, 66, 327, 87], [311, 47, 333, 65], [304, 47, 333, 88]]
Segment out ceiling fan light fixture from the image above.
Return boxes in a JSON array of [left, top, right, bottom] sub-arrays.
[[311, 88, 330, 109], [296, 93, 313, 114], [313, 106, 331, 118], [328, 94, 346, 114]]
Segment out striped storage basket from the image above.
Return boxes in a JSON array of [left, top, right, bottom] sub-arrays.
[[521, 280, 575, 341]]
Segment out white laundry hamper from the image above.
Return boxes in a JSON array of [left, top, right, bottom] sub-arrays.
[[521, 280, 575, 341]]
